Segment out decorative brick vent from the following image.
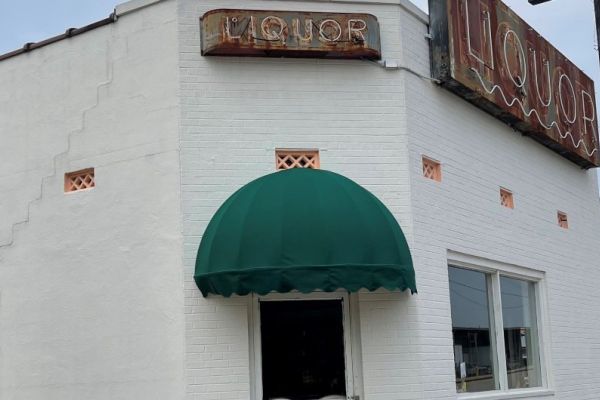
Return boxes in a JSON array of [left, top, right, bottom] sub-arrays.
[[500, 188, 514, 209], [65, 168, 95, 193], [557, 211, 569, 229], [276, 149, 320, 170], [422, 156, 441, 182]]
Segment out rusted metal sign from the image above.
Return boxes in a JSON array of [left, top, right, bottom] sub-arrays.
[[430, 0, 600, 168], [201, 9, 381, 60]]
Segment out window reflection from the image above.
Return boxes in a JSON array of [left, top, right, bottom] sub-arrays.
[[500, 277, 541, 389], [449, 267, 498, 393]]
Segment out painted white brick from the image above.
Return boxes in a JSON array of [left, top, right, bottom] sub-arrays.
[[0, 1, 184, 399], [178, 1, 422, 399], [402, 7, 600, 400], [2, 0, 599, 399], [180, 1, 600, 400]]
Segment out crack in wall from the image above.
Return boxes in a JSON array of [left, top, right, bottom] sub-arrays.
[[0, 40, 114, 250]]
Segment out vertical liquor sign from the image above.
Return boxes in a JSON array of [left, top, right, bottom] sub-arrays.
[[430, 0, 600, 168]]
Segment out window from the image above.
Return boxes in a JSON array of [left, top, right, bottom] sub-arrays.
[[64, 168, 95, 193], [449, 267, 498, 393], [422, 156, 441, 182], [276, 149, 320, 170], [448, 259, 547, 396], [251, 293, 359, 400], [500, 277, 541, 389]]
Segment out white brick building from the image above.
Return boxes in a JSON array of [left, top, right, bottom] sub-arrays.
[[1, 0, 599, 399]]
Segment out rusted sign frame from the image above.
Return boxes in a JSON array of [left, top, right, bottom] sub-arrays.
[[430, 0, 600, 168], [201, 9, 382, 60]]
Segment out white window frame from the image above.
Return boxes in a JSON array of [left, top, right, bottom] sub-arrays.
[[448, 251, 554, 400], [248, 291, 363, 400]]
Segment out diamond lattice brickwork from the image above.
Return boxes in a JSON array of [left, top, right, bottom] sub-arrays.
[[422, 156, 441, 182], [65, 168, 95, 193], [276, 150, 320, 170], [500, 188, 514, 209], [557, 211, 569, 229]]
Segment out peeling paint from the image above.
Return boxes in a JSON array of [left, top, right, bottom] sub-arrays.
[[430, 0, 600, 168]]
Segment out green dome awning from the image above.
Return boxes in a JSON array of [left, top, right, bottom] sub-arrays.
[[195, 169, 416, 297]]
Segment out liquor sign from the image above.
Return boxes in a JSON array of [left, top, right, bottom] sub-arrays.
[[201, 9, 381, 60], [430, 0, 600, 168]]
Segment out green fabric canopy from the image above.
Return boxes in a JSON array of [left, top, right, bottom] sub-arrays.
[[194, 168, 416, 297]]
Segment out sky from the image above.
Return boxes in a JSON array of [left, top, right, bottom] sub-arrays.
[[411, 0, 600, 91], [0, 0, 599, 186], [1, 0, 597, 75]]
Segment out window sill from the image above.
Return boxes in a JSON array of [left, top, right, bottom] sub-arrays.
[[458, 389, 555, 400]]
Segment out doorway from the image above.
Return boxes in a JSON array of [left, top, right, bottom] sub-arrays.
[[250, 293, 361, 400]]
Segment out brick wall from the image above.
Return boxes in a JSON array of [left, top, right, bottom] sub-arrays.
[[403, 7, 600, 400], [178, 1, 426, 399], [0, 1, 185, 398], [179, 1, 600, 399]]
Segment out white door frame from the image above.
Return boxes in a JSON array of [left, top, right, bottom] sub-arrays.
[[248, 291, 363, 400]]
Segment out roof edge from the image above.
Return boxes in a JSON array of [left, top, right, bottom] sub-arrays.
[[0, 0, 168, 63], [259, 0, 428, 24], [0, 14, 117, 63], [115, 0, 165, 17], [397, 0, 428, 24], [0, 0, 426, 63]]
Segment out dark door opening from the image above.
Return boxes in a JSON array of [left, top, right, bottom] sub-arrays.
[[260, 300, 347, 400]]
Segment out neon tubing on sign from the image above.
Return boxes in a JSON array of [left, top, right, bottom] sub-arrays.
[[470, 67, 598, 157]]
